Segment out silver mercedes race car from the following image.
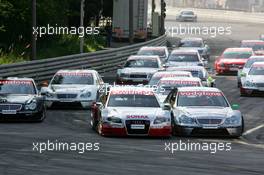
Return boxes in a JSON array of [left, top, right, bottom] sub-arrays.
[[155, 77, 202, 103], [116, 55, 163, 85], [91, 86, 172, 137], [41, 69, 104, 109], [166, 66, 215, 87], [164, 87, 244, 137], [176, 10, 197, 22], [165, 49, 205, 68], [148, 71, 192, 86], [240, 62, 264, 96], [237, 56, 264, 88]]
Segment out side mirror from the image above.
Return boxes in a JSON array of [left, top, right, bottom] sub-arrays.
[[231, 104, 240, 110], [163, 103, 171, 110], [40, 87, 49, 96], [40, 80, 49, 87]]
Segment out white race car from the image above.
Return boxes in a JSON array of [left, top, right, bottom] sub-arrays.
[[237, 56, 264, 87], [137, 46, 169, 63], [156, 77, 202, 103], [148, 71, 192, 86], [91, 86, 172, 137], [240, 62, 264, 96], [41, 70, 104, 108], [116, 55, 163, 85], [165, 87, 244, 137], [165, 49, 205, 67], [166, 66, 215, 87]]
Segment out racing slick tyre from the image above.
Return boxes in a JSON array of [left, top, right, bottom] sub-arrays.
[[96, 121, 104, 136], [90, 112, 98, 131], [34, 110, 46, 122]]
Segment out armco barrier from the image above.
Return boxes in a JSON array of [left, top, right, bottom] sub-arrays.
[[0, 35, 167, 83]]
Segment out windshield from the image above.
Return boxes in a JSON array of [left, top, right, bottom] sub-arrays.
[[168, 54, 199, 62], [124, 59, 159, 68], [108, 94, 160, 107], [241, 43, 264, 51], [149, 74, 190, 86], [223, 52, 252, 59], [177, 91, 229, 107], [244, 59, 264, 68], [0, 80, 36, 94], [51, 73, 94, 85], [182, 11, 194, 15], [138, 49, 166, 57], [249, 66, 264, 75], [180, 41, 203, 47], [158, 81, 201, 95]]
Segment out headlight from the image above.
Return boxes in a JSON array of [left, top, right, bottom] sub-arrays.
[[46, 92, 54, 98], [154, 117, 169, 124], [244, 81, 256, 87], [178, 115, 195, 125], [80, 91, 91, 98], [224, 116, 241, 126], [120, 73, 129, 78], [107, 117, 122, 123], [25, 100, 37, 110]]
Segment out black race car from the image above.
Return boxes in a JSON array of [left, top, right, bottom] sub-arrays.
[[0, 78, 46, 122]]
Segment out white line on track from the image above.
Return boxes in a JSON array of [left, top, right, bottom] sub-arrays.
[[243, 124, 264, 136]]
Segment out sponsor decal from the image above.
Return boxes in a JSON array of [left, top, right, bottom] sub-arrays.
[[127, 115, 149, 119], [154, 74, 189, 78], [56, 72, 92, 77], [179, 91, 222, 97], [111, 90, 154, 96], [159, 80, 199, 85], [0, 80, 32, 85]]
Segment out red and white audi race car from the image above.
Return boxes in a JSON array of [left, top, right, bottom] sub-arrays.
[[91, 86, 172, 137]]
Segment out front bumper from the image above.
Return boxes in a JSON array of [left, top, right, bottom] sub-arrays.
[[100, 123, 171, 137], [0, 110, 43, 121], [174, 125, 243, 137], [240, 86, 264, 96], [45, 98, 94, 108]]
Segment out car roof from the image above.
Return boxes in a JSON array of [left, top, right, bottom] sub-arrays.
[[241, 40, 264, 43], [154, 71, 191, 76], [177, 87, 222, 92], [249, 56, 264, 60], [171, 49, 199, 54], [224, 48, 253, 52], [5, 77, 34, 82], [56, 69, 97, 74], [128, 55, 160, 60], [160, 77, 201, 81], [252, 62, 264, 66]]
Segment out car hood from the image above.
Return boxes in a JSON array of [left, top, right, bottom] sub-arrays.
[[181, 15, 195, 17], [167, 61, 201, 67], [246, 75, 264, 83], [0, 94, 36, 104], [104, 107, 166, 120], [119, 68, 159, 74], [178, 106, 233, 118], [50, 85, 96, 93]]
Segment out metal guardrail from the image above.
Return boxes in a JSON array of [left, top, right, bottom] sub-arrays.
[[0, 35, 167, 82]]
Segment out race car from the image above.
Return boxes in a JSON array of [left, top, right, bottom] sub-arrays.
[[166, 66, 215, 87], [237, 56, 264, 88], [240, 62, 264, 96], [176, 10, 197, 22], [178, 37, 211, 60], [165, 49, 206, 68], [164, 87, 244, 137], [148, 71, 192, 86], [215, 48, 254, 74], [90, 86, 172, 137], [41, 70, 104, 109], [241, 40, 264, 55], [137, 46, 169, 63], [0, 77, 46, 122], [116, 55, 163, 85], [156, 77, 202, 103]]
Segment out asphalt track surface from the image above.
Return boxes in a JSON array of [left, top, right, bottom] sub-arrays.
[[0, 15, 263, 175]]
